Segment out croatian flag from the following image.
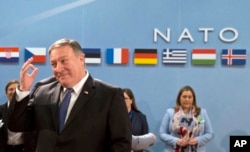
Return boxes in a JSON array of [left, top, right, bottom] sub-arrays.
[[0, 47, 19, 62]]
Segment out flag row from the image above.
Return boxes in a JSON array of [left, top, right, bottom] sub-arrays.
[[0, 47, 247, 66]]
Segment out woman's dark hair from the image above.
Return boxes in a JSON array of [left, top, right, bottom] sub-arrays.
[[122, 88, 141, 113]]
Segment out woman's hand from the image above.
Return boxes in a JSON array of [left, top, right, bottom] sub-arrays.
[[177, 138, 188, 147], [188, 138, 198, 145]]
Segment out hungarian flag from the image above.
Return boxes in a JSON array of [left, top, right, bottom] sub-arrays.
[[192, 48, 216, 65], [134, 49, 157, 65]]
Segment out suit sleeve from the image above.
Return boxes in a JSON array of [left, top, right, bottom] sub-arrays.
[[8, 76, 56, 132], [196, 109, 214, 146], [141, 114, 149, 134], [108, 88, 132, 152], [159, 109, 179, 147], [8, 93, 34, 132]]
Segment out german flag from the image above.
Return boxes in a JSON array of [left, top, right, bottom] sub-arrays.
[[134, 49, 157, 65]]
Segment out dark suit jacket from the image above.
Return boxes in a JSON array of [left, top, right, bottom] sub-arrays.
[[130, 110, 149, 136], [130, 110, 149, 152], [8, 75, 132, 152], [0, 103, 8, 152], [0, 103, 36, 152]]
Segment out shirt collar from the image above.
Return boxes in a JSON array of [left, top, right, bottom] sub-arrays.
[[63, 70, 89, 96]]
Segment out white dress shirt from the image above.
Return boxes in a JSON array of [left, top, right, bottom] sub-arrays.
[[61, 71, 89, 123]]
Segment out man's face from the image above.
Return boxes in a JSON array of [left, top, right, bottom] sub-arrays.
[[50, 45, 85, 88], [6, 83, 18, 101]]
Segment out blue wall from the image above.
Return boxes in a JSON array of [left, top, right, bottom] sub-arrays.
[[1, 0, 249, 151]]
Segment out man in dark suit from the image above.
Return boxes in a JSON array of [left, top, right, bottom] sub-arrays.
[[0, 80, 36, 152], [8, 38, 132, 152]]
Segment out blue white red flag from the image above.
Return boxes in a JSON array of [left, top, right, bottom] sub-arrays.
[[221, 49, 247, 66], [106, 48, 129, 64], [25, 47, 46, 63], [0, 47, 19, 62]]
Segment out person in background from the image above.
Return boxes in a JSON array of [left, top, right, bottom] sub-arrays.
[[159, 85, 214, 152], [8, 38, 132, 152], [0, 80, 36, 152], [123, 88, 155, 152]]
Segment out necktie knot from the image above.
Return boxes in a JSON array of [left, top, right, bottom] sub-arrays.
[[65, 88, 73, 95], [59, 88, 73, 132]]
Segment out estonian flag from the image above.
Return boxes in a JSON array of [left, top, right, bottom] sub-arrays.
[[83, 48, 101, 64]]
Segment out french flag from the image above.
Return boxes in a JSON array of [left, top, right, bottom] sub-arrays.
[[106, 48, 129, 64], [25, 47, 46, 63]]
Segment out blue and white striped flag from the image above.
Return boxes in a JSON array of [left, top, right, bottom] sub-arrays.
[[162, 49, 187, 64]]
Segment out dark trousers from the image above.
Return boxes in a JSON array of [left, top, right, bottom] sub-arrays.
[[6, 144, 24, 152]]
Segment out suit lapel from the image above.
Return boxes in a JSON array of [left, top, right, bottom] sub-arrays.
[[50, 84, 61, 131], [64, 76, 96, 129]]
